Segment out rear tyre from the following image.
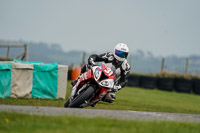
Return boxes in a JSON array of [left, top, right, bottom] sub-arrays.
[[68, 86, 95, 108]]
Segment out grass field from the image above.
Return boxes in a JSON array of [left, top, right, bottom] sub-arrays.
[[1, 81, 200, 114], [1, 112, 200, 133]]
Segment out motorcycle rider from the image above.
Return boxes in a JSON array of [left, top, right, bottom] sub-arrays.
[[71, 43, 131, 104]]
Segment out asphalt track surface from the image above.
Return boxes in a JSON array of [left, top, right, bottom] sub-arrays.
[[1, 104, 200, 123]]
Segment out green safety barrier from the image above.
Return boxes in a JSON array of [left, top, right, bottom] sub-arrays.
[[0, 60, 67, 99], [0, 63, 11, 98], [32, 63, 58, 99]]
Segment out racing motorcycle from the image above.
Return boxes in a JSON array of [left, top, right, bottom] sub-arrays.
[[64, 63, 115, 108]]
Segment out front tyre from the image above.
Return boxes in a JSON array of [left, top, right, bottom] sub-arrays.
[[68, 86, 95, 108], [64, 99, 70, 108]]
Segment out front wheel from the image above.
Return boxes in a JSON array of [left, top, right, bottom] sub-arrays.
[[68, 86, 95, 108], [64, 99, 70, 108]]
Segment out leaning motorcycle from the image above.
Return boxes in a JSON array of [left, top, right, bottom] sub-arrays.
[[64, 64, 115, 108]]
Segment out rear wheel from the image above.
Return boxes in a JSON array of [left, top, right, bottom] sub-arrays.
[[68, 86, 95, 108]]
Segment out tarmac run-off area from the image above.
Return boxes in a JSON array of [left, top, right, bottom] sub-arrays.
[[1, 104, 200, 123]]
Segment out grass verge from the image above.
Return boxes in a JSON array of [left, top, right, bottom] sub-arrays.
[[0, 112, 200, 133]]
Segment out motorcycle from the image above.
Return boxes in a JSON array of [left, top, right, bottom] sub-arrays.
[[64, 63, 115, 108]]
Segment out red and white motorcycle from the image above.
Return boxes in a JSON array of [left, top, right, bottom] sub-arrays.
[[64, 64, 115, 108]]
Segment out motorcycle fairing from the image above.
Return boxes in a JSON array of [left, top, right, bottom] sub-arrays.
[[70, 64, 116, 107], [75, 69, 93, 88], [99, 79, 114, 89]]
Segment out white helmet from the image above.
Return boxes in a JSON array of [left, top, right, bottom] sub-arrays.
[[114, 43, 129, 62]]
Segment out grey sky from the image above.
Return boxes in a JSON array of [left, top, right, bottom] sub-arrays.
[[0, 0, 200, 56]]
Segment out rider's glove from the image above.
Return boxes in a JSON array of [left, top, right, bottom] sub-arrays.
[[112, 85, 122, 92], [88, 58, 95, 66]]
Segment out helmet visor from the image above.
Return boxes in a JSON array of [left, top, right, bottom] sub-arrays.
[[115, 50, 128, 58]]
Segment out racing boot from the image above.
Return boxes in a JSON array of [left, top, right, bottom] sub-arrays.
[[70, 85, 77, 99], [102, 92, 116, 103]]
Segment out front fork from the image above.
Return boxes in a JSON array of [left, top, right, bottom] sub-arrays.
[[70, 86, 77, 99]]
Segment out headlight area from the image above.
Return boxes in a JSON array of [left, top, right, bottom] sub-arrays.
[[100, 81, 109, 86]]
